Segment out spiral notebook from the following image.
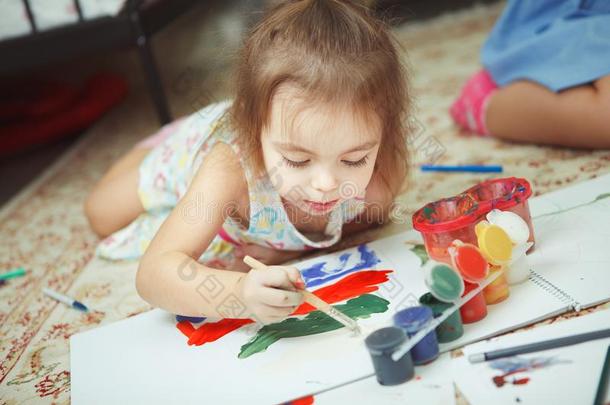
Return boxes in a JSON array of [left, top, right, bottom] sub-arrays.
[[375, 173, 610, 351]]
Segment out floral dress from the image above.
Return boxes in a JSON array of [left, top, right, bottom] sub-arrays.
[[96, 100, 367, 270]]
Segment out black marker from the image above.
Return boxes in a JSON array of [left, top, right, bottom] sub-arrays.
[[469, 328, 610, 363]]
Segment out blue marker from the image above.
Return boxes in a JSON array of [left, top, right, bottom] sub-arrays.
[[421, 165, 503, 173], [43, 287, 89, 312]]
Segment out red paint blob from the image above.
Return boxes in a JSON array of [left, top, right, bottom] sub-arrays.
[[292, 270, 392, 315], [290, 395, 314, 405], [513, 377, 530, 385], [492, 367, 530, 387], [176, 321, 196, 337], [187, 319, 253, 346]]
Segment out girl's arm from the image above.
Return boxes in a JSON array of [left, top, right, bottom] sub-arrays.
[[136, 143, 303, 320]]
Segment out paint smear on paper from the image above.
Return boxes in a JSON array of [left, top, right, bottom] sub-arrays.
[[185, 319, 254, 346], [301, 244, 381, 288], [409, 243, 429, 266], [289, 395, 314, 405], [178, 270, 392, 346], [238, 294, 390, 359], [489, 356, 571, 387], [292, 270, 391, 315]]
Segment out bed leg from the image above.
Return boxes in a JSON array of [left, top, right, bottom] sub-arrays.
[[129, 8, 172, 125]]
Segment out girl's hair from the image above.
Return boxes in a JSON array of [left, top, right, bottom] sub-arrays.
[[228, 0, 410, 205]]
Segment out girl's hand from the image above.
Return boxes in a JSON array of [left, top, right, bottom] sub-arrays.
[[235, 266, 305, 324], [234, 243, 305, 266]]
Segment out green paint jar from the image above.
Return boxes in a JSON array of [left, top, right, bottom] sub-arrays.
[[419, 292, 464, 343], [424, 264, 464, 303]]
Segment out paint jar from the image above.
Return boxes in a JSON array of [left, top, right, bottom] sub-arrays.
[[365, 327, 415, 386], [448, 240, 489, 283], [413, 178, 535, 263], [424, 262, 464, 303], [475, 222, 513, 266], [464, 177, 534, 250], [419, 293, 464, 343], [486, 209, 530, 246], [412, 194, 481, 264], [393, 306, 440, 365], [483, 266, 510, 305], [460, 281, 487, 323], [506, 249, 531, 285]]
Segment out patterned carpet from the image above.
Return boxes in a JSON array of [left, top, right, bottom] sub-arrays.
[[1, 2, 610, 403]]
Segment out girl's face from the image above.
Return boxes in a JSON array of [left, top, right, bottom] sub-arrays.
[[261, 84, 381, 217]]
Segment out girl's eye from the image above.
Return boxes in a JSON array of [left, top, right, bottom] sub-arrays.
[[282, 155, 369, 168], [283, 157, 310, 168], [342, 156, 369, 168]]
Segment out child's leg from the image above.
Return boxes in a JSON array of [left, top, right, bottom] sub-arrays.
[[84, 147, 150, 238], [486, 75, 610, 149]]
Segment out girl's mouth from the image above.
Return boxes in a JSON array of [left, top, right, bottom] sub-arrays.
[[303, 199, 339, 212]]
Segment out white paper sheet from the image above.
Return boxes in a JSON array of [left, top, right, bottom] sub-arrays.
[[71, 242, 425, 404], [453, 308, 610, 405], [313, 352, 455, 405]]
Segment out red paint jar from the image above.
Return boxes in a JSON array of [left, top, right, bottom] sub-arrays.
[[412, 178, 535, 263], [412, 194, 481, 264], [460, 281, 487, 324]]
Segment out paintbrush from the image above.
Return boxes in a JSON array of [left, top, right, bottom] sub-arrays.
[[242, 255, 361, 335]]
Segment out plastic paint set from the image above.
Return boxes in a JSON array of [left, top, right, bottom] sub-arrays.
[[364, 177, 536, 386]]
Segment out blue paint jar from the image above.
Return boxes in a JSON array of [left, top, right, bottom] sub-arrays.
[[365, 327, 415, 386], [393, 306, 439, 365]]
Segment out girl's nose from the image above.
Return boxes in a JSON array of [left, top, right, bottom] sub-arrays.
[[311, 169, 338, 193]]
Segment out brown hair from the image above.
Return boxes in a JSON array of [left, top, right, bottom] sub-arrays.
[[228, 0, 410, 204]]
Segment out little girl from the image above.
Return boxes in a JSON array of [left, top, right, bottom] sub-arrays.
[[84, 0, 410, 324], [451, 0, 610, 149]]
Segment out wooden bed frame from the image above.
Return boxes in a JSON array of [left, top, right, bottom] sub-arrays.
[[0, 0, 202, 125]]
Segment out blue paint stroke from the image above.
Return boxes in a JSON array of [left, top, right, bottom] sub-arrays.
[[489, 356, 571, 373], [301, 244, 381, 288]]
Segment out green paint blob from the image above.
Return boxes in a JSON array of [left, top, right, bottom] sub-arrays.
[[238, 294, 390, 359], [428, 265, 463, 302], [410, 244, 430, 266]]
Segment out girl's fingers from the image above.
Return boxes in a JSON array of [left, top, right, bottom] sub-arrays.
[[260, 267, 297, 290], [259, 286, 304, 307], [283, 266, 305, 288]]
